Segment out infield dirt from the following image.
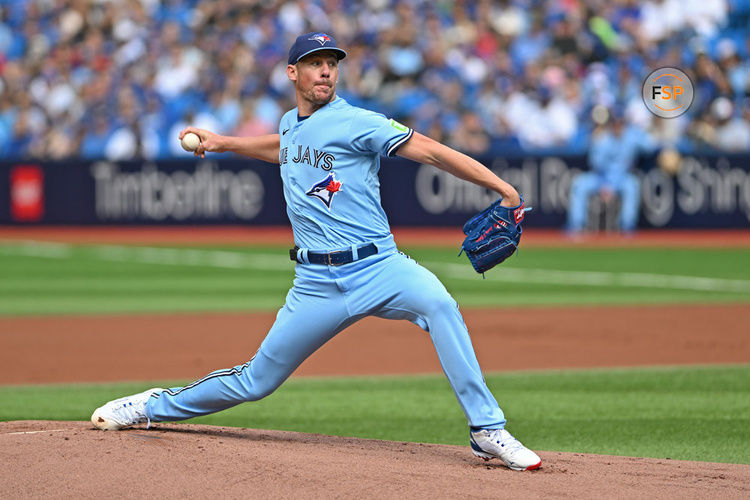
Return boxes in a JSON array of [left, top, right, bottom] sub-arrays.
[[1, 304, 748, 384], [1, 420, 749, 499]]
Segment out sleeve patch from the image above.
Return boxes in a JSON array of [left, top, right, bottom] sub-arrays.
[[388, 119, 408, 133]]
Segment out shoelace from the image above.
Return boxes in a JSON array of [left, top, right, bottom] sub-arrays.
[[487, 429, 524, 455], [118, 400, 151, 428]]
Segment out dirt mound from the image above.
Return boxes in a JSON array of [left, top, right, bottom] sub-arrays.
[[1, 421, 747, 499]]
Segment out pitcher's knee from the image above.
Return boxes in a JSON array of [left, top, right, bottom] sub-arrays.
[[244, 386, 274, 402], [238, 376, 280, 402], [232, 361, 286, 402]]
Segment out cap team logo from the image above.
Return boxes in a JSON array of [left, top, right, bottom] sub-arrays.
[[306, 173, 342, 209], [642, 67, 694, 118], [308, 33, 331, 45]]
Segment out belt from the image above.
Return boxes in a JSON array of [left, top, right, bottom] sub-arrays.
[[289, 243, 378, 266]]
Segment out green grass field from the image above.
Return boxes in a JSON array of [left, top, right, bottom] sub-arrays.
[[1, 365, 748, 464], [1, 240, 749, 464], [1, 241, 749, 315]]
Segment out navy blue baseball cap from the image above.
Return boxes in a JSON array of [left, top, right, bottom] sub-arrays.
[[288, 32, 347, 65]]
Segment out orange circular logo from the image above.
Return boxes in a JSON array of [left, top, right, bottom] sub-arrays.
[[642, 67, 693, 118]]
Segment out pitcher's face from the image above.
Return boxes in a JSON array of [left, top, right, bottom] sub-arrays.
[[288, 51, 339, 108]]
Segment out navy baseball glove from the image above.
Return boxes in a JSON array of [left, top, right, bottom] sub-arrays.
[[460, 197, 530, 274]]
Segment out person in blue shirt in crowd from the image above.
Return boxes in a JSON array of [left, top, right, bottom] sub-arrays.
[[566, 111, 657, 234]]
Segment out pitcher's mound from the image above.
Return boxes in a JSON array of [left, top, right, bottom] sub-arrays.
[[1, 421, 748, 498]]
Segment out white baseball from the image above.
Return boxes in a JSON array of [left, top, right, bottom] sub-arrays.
[[181, 132, 201, 152]]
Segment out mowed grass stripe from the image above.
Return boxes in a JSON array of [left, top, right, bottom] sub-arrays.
[[1, 365, 748, 464], [430, 262, 750, 292], [0, 296, 284, 315], [0, 241, 291, 270], [3, 241, 750, 292], [0, 277, 284, 293], [2, 242, 749, 315]]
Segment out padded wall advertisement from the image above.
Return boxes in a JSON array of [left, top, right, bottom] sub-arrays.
[[1, 155, 749, 228]]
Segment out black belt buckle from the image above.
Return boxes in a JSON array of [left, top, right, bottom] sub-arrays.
[[327, 249, 345, 266], [289, 246, 299, 262]]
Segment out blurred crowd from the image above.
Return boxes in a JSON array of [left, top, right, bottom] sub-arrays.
[[2, 0, 750, 161]]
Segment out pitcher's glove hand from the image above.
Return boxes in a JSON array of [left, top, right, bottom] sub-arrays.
[[460, 197, 530, 274]]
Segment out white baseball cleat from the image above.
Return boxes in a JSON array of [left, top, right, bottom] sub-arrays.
[[91, 388, 164, 430], [470, 428, 542, 471]]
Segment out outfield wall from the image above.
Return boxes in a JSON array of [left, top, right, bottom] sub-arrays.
[[2, 154, 749, 228]]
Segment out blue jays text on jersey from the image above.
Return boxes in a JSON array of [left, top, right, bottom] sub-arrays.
[[279, 144, 335, 170], [277, 96, 414, 250]]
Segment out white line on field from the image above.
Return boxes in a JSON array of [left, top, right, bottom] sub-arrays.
[[424, 262, 750, 293], [0, 240, 72, 258], [2, 429, 69, 436], [89, 244, 290, 270], [2, 241, 749, 293]]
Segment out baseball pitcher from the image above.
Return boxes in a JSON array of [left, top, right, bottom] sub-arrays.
[[91, 32, 540, 471]]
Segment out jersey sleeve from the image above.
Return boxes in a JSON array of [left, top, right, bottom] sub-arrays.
[[349, 110, 414, 157], [279, 110, 295, 135]]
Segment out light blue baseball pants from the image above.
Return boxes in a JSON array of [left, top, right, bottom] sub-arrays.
[[146, 235, 506, 430]]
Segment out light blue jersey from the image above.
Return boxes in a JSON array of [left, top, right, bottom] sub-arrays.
[[278, 96, 413, 250]]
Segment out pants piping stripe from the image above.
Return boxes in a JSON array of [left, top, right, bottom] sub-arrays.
[[153, 354, 256, 398]]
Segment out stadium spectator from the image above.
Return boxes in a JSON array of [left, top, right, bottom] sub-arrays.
[[0, 0, 745, 160], [710, 97, 750, 151], [449, 110, 491, 155], [566, 111, 657, 234]]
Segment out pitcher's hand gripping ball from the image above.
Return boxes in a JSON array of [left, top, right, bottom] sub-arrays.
[[181, 132, 201, 152], [460, 197, 530, 274]]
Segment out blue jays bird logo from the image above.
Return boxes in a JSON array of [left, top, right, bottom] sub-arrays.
[[308, 33, 331, 45], [306, 173, 342, 209]]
